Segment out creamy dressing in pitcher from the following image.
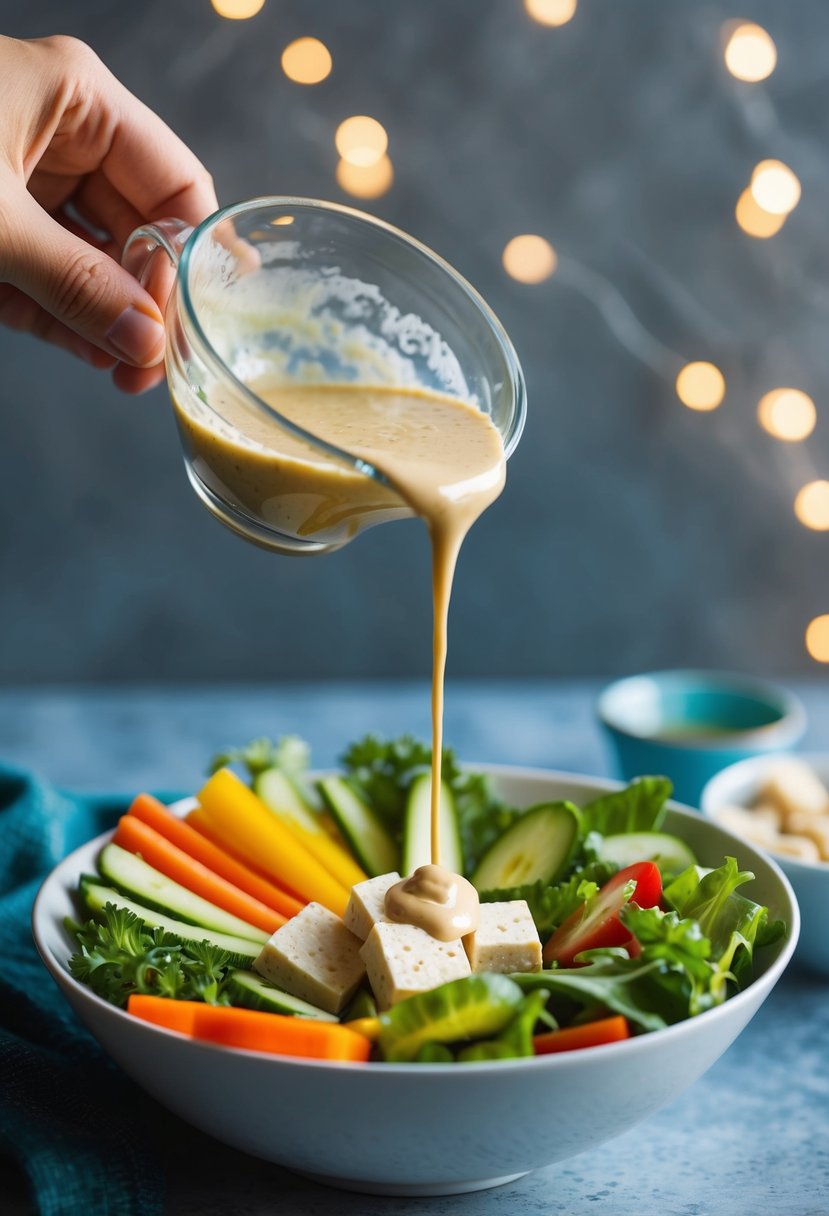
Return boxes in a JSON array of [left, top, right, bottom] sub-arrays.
[[173, 381, 506, 937]]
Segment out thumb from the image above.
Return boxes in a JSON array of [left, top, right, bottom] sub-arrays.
[[3, 190, 166, 367]]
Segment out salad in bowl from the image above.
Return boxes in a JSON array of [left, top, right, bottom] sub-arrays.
[[33, 736, 798, 1194]]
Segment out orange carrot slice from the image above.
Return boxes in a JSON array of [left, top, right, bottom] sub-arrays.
[[127, 793, 304, 919], [533, 1015, 630, 1055], [113, 814, 285, 936], [127, 995, 371, 1062]]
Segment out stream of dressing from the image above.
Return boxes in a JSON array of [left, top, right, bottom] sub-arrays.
[[173, 381, 506, 939]]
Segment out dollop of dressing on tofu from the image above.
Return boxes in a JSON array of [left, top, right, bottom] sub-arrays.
[[384, 864, 480, 942]]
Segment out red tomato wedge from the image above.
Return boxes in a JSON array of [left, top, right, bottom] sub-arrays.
[[542, 861, 662, 968]]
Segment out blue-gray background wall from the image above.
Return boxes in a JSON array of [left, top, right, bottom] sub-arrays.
[[1, 0, 827, 683]]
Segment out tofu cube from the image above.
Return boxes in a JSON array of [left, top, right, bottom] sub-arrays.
[[344, 871, 400, 941], [254, 902, 365, 1015], [359, 921, 471, 1011], [758, 759, 829, 823], [464, 900, 542, 974]]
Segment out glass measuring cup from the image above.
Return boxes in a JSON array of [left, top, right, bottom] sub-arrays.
[[123, 198, 526, 554]]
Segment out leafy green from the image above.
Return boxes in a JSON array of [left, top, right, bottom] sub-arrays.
[[69, 904, 233, 1009], [480, 860, 618, 934], [511, 955, 673, 1032], [664, 858, 785, 987], [210, 735, 310, 780], [620, 905, 720, 1016], [341, 734, 517, 873], [581, 777, 672, 837], [456, 989, 553, 1062], [378, 974, 524, 1062]]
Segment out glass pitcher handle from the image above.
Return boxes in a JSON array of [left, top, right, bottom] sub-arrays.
[[122, 218, 192, 310]]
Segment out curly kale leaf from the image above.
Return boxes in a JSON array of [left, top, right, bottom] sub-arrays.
[[69, 904, 234, 1008]]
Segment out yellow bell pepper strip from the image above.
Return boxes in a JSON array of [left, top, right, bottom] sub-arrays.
[[258, 793, 368, 891], [194, 769, 350, 917]]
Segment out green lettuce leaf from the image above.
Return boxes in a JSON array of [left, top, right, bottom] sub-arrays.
[[581, 777, 673, 837], [664, 857, 785, 986], [456, 989, 552, 1062], [378, 973, 524, 1062]]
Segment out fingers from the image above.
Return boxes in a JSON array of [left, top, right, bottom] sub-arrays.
[[2, 187, 166, 367], [102, 84, 219, 230], [0, 282, 117, 368]]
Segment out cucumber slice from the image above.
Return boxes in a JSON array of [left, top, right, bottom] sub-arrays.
[[255, 768, 323, 835], [597, 831, 696, 877], [471, 802, 582, 893], [78, 877, 260, 969], [225, 970, 337, 1021], [98, 843, 267, 945], [317, 777, 398, 877], [402, 773, 462, 875]]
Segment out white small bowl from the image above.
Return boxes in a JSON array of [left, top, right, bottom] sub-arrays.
[[702, 754, 829, 976], [34, 767, 798, 1196]]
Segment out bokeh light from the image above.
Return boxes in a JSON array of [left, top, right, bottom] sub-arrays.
[[502, 235, 557, 284], [735, 188, 787, 239], [806, 615, 829, 663], [524, 0, 577, 26], [723, 22, 777, 82], [281, 38, 332, 85], [675, 361, 726, 411], [210, 0, 266, 18], [336, 155, 394, 199], [794, 481, 829, 531], [270, 216, 294, 226], [750, 160, 801, 216], [757, 389, 816, 441], [335, 116, 388, 168]]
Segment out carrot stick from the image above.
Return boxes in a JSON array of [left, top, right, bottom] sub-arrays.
[[127, 793, 304, 919], [127, 995, 371, 1062], [195, 770, 351, 918], [533, 1016, 630, 1056], [185, 807, 304, 903], [114, 815, 286, 936]]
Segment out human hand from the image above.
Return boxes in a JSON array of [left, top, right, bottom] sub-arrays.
[[0, 35, 218, 393]]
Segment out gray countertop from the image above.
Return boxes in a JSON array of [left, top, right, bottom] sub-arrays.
[[2, 681, 827, 1215]]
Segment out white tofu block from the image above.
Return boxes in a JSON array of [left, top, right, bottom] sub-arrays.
[[359, 921, 471, 1011], [464, 900, 542, 974], [254, 902, 365, 1015], [344, 871, 400, 941], [758, 759, 829, 822]]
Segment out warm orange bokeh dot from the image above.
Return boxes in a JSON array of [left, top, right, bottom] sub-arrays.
[[723, 22, 777, 83], [211, 0, 265, 18], [794, 481, 829, 531], [675, 362, 726, 411], [502, 235, 557, 284], [735, 188, 787, 239], [750, 161, 801, 216], [757, 389, 816, 441], [525, 0, 578, 27], [281, 38, 332, 85], [806, 615, 829, 663], [336, 155, 394, 199], [335, 117, 388, 168]]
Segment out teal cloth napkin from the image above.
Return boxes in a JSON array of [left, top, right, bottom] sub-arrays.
[[0, 763, 173, 1216]]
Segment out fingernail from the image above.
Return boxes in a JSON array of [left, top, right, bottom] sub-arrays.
[[106, 305, 165, 366]]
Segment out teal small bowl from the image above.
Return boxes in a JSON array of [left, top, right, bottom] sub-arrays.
[[597, 671, 806, 807]]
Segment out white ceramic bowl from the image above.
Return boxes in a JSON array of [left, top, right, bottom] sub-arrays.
[[702, 753, 828, 976], [33, 767, 798, 1197]]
